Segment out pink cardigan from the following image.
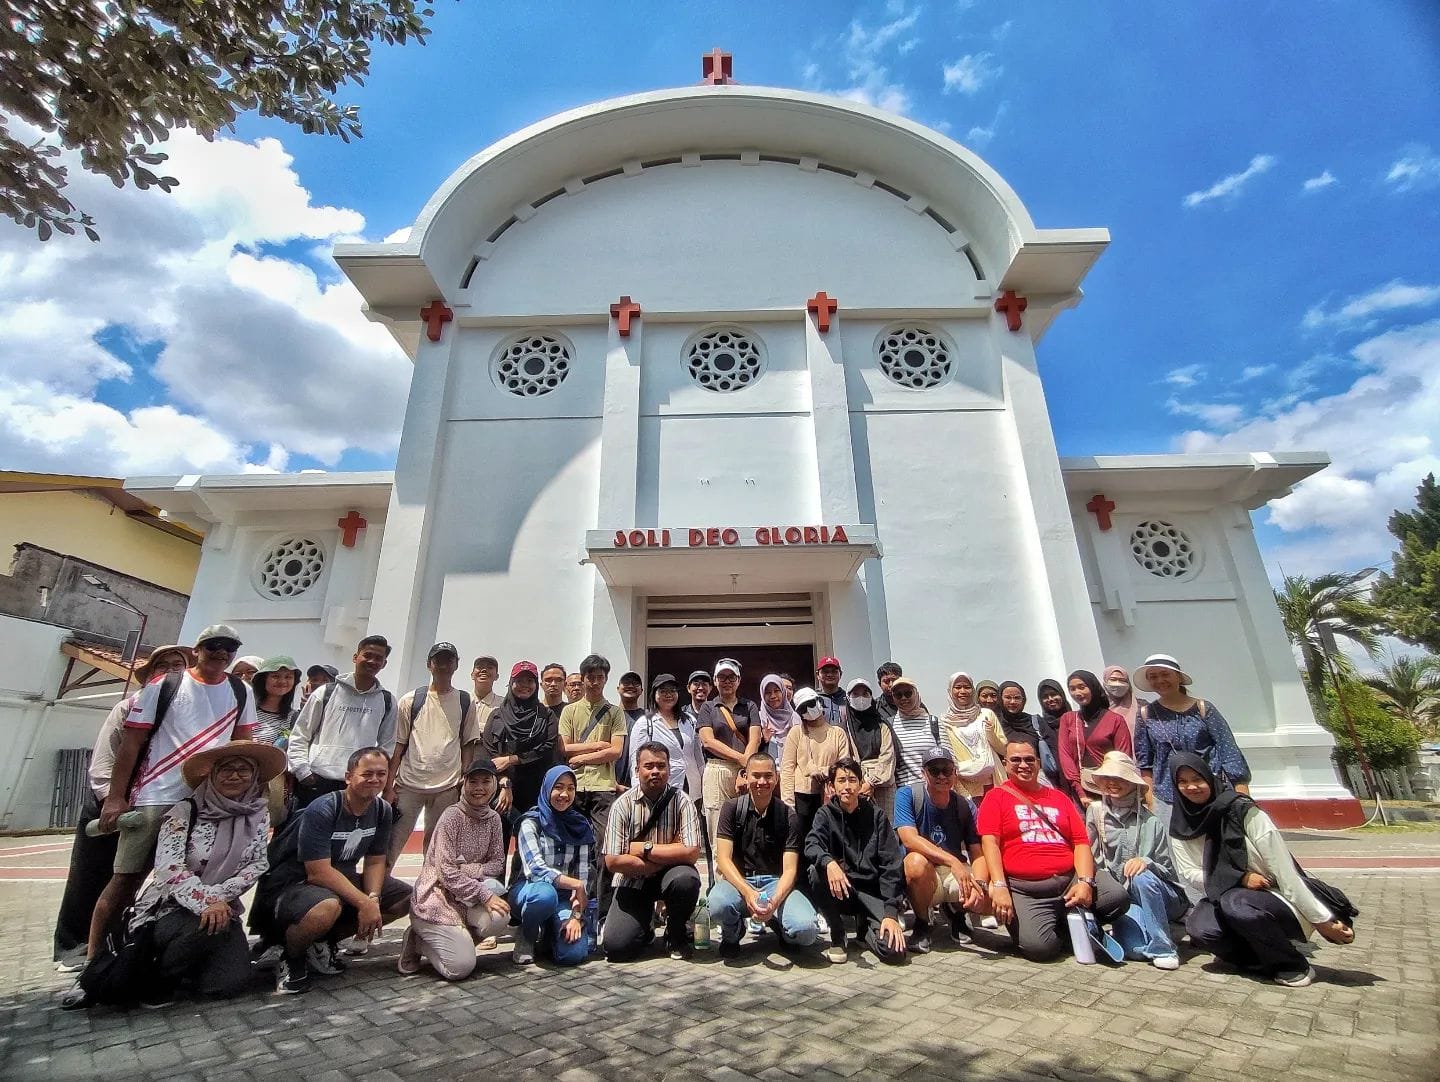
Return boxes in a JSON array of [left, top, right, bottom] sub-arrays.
[[1058, 709, 1134, 804]]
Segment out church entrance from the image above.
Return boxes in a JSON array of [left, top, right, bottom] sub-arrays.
[[643, 592, 818, 702]]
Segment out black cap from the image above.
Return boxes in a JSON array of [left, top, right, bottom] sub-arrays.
[[651, 672, 679, 690], [619, 670, 643, 685], [687, 669, 712, 684], [307, 664, 338, 679], [463, 757, 499, 778], [428, 642, 460, 661]]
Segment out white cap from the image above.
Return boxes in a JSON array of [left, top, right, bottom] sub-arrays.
[[714, 657, 741, 677]]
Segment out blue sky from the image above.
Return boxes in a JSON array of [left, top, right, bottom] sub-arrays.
[[3, 0, 1438, 580]]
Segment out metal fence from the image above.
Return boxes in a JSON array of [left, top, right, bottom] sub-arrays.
[[50, 748, 91, 829]]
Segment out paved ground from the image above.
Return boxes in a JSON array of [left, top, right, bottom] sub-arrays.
[[0, 832, 1436, 1081]]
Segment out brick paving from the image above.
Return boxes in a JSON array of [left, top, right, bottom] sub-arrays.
[[0, 849, 1436, 1080]]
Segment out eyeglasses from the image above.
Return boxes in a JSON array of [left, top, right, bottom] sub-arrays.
[[1006, 755, 1038, 765], [215, 763, 256, 778]]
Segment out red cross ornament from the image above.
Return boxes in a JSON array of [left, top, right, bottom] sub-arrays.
[[994, 289, 1028, 332], [420, 300, 453, 342], [807, 291, 839, 333], [337, 510, 368, 548], [1086, 494, 1116, 532], [609, 295, 641, 337], [702, 48, 734, 85]]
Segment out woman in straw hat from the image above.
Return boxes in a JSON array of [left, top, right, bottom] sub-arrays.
[[1086, 751, 1189, 970], [129, 740, 285, 1003], [1131, 653, 1250, 810]]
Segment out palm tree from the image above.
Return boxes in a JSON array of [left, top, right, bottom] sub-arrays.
[[1274, 569, 1386, 695], [1364, 653, 1440, 739]]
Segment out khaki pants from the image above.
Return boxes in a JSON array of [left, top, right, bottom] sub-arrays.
[[410, 902, 508, 981], [702, 760, 740, 844], [387, 783, 460, 866]]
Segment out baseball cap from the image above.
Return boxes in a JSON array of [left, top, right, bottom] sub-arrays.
[[818, 656, 842, 671], [923, 745, 956, 767], [510, 661, 540, 680], [427, 641, 460, 661], [651, 672, 679, 690], [792, 687, 822, 712], [714, 658, 741, 677], [195, 624, 241, 648], [619, 670, 643, 685], [687, 670, 713, 684], [307, 663, 339, 679], [463, 757, 499, 778]]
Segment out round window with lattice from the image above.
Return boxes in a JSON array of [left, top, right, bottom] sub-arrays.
[[254, 536, 326, 599], [685, 326, 763, 392], [877, 326, 952, 389], [1129, 520, 1199, 579], [492, 332, 573, 397]]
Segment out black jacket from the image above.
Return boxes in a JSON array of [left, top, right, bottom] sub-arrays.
[[804, 797, 906, 919]]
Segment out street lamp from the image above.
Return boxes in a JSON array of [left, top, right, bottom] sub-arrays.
[[81, 574, 148, 698]]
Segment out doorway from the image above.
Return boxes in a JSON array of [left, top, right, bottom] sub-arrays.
[[646, 644, 817, 704]]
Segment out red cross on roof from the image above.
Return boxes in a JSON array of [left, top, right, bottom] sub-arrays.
[[702, 48, 734, 85]]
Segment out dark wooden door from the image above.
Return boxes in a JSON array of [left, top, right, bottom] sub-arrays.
[[646, 644, 816, 703]]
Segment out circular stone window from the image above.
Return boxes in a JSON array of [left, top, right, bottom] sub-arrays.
[[492, 332, 573, 397], [255, 536, 326, 599], [877, 326, 952, 389], [685, 326, 763, 392], [1129, 520, 1199, 579]]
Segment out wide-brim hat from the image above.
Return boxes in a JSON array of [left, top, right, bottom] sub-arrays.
[[182, 740, 287, 789], [1132, 653, 1194, 692], [133, 644, 194, 686], [1091, 750, 1148, 789], [255, 655, 301, 679]]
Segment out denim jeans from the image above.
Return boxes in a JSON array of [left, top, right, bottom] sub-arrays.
[[512, 880, 592, 966], [1111, 869, 1189, 960], [708, 874, 819, 947]]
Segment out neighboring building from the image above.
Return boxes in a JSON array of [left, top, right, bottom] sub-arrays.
[[125, 65, 1359, 826]]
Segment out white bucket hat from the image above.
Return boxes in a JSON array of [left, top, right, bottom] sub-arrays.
[[1091, 750, 1149, 789], [1131, 653, 1194, 692]]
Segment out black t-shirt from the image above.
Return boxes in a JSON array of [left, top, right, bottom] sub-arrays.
[[717, 794, 801, 878], [299, 790, 392, 873], [697, 698, 757, 759]]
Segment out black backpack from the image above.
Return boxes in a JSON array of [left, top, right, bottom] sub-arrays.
[[128, 672, 248, 799], [410, 685, 472, 726]]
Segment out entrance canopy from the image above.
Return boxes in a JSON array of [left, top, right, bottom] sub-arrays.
[[584, 524, 881, 592]]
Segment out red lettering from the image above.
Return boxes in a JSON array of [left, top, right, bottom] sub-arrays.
[[784, 527, 802, 544], [629, 530, 645, 547], [706, 528, 720, 546], [820, 526, 830, 543], [689, 529, 704, 547], [662, 529, 671, 547], [756, 527, 771, 545], [614, 530, 627, 547], [803, 526, 820, 544], [721, 528, 739, 545], [833, 525, 849, 543]]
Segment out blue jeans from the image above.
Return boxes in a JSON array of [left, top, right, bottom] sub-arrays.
[[1112, 869, 1189, 960], [708, 875, 819, 947], [513, 880, 592, 966]]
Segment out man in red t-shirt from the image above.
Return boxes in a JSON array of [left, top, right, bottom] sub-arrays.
[[977, 739, 1129, 960]]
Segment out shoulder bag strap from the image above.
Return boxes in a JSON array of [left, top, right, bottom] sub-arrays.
[[634, 784, 678, 840], [718, 705, 739, 735], [578, 700, 614, 743], [127, 671, 183, 799]]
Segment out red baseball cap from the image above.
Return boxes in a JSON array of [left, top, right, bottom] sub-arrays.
[[510, 661, 539, 680], [818, 656, 842, 671]]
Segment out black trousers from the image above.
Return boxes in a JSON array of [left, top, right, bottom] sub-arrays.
[[151, 909, 253, 998], [54, 792, 117, 960], [1187, 889, 1307, 973], [601, 865, 701, 960], [806, 864, 905, 963], [1006, 870, 1130, 962]]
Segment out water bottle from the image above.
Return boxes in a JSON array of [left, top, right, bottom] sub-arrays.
[[85, 809, 144, 837], [693, 895, 711, 949], [1066, 909, 1096, 964]]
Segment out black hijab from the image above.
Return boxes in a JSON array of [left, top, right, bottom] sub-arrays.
[[1036, 678, 1067, 720], [493, 678, 553, 750], [1168, 751, 1255, 900], [1066, 669, 1110, 726], [997, 680, 1035, 743], [844, 699, 886, 762]]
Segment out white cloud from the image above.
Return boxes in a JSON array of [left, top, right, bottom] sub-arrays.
[[0, 127, 410, 477], [1161, 363, 1205, 388], [383, 226, 412, 243], [1182, 154, 1277, 208], [805, 6, 921, 115], [1179, 319, 1440, 575], [942, 53, 1002, 95], [1302, 280, 1440, 331], [1301, 170, 1337, 192], [1384, 144, 1440, 192], [1239, 364, 1274, 382], [1164, 396, 1245, 429], [965, 101, 1009, 147]]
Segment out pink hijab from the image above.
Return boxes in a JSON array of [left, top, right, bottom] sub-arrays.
[[1103, 664, 1143, 738]]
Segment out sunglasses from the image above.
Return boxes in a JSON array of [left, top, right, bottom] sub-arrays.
[[893, 688, 915, 698], [925, 765, 955, 776], [200, 639, 240, 653], [1006, 755, 1038, 765]]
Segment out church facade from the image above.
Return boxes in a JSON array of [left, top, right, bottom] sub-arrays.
[[129, 76, 1357, 825]]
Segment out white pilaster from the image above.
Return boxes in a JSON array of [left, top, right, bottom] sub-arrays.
[[589, 316, 643, 666]]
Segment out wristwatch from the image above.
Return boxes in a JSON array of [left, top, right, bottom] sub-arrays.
[[499, 779, 512, 790], [642, 842, 654, 861], [988, 879, 1007, 893], [1077, 876, 1096, 887]]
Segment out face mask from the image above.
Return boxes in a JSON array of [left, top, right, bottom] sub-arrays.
[[800, 703, 824, 721], [1104, 681, 1130, 699], [848, 694, 873, 712]]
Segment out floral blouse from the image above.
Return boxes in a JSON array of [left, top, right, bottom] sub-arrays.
[[410, 803, 507, 926], [131, 800, 270, 927]]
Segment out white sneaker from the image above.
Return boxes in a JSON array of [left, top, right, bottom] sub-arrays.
[[1274, 966, 1316, 988], [814, 914, 830, 937], [1152, 954, 1180, 971], [306, 941, 347, 976], [340, 935, 371, 956]]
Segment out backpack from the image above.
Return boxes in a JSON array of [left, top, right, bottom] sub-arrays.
[[128, 672, 249, 799], [410, 686, 473, 728], [312, 680, 394, 742]]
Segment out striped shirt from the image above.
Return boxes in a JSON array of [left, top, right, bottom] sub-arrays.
[[891, 712, 938, 788], [516, 816, 592, 890], [126, 672, 257, 806], [603, 785, 703, 889]]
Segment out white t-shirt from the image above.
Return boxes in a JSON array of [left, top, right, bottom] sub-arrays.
[[395, 687, 483, 790], [125, 672, 258, 807]]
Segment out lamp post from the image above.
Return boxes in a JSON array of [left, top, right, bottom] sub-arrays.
[[81, 574, 148, 699]]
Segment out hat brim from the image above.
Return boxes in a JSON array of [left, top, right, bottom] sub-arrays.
[[1131, 664, 1194, 692], [181, 740, 287, 789], [1091, 766, 1150, 789], [133, 645, 195, 685]]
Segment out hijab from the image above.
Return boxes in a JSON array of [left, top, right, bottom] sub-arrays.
[[493, 676, 552, 749], [521, 765, 594, 848], [844, 690, 885, 761], [1066, 669, 1110, 726], [1103, 664, 1142, 733], [190, 762, 269, 885], [943, 671, 982, 726], [760, 673, 800, 741], [1036, 678, 1068, 720], [997, 681, 1034, 741], [1167, 751, 1254, 900]]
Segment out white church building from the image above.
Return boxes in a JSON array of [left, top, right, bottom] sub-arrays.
[[129, 62, 1359, 827]]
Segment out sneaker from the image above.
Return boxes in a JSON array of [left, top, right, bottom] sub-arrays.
[[947, 908, 973, 945], [1274, 966, 1316, 988], [512, 932, 535, 966], [980, 915, 999, 930], [667, 938, 694, 961], [1152, 954, 1181, 971], [477, 935, 499, 952], [340, 935, 370, 956], [138, 987, 174, 1010], [717, 940, 742, 960], [824, 944, 848, 965], [814, 914, 830, 938], [307, 941, 347, 976], [909, 922, 933, 955], [54, 956, 85, 974], [275, 956, 310, 995], [745, 918, 765, 938], [251, 944, 283, 971], [397, 928, 423, 976], [58, 979, 91, 1010]]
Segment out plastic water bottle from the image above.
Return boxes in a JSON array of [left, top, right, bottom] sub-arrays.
[[85, 809, 144, 837], [693, 895, 711, 949], [1066, 909, 1096, 964]]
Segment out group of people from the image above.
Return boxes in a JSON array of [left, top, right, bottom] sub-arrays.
[[53, 626, 1356, 1009]]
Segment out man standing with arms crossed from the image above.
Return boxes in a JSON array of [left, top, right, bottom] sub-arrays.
[[559, 654, 627, 915]]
